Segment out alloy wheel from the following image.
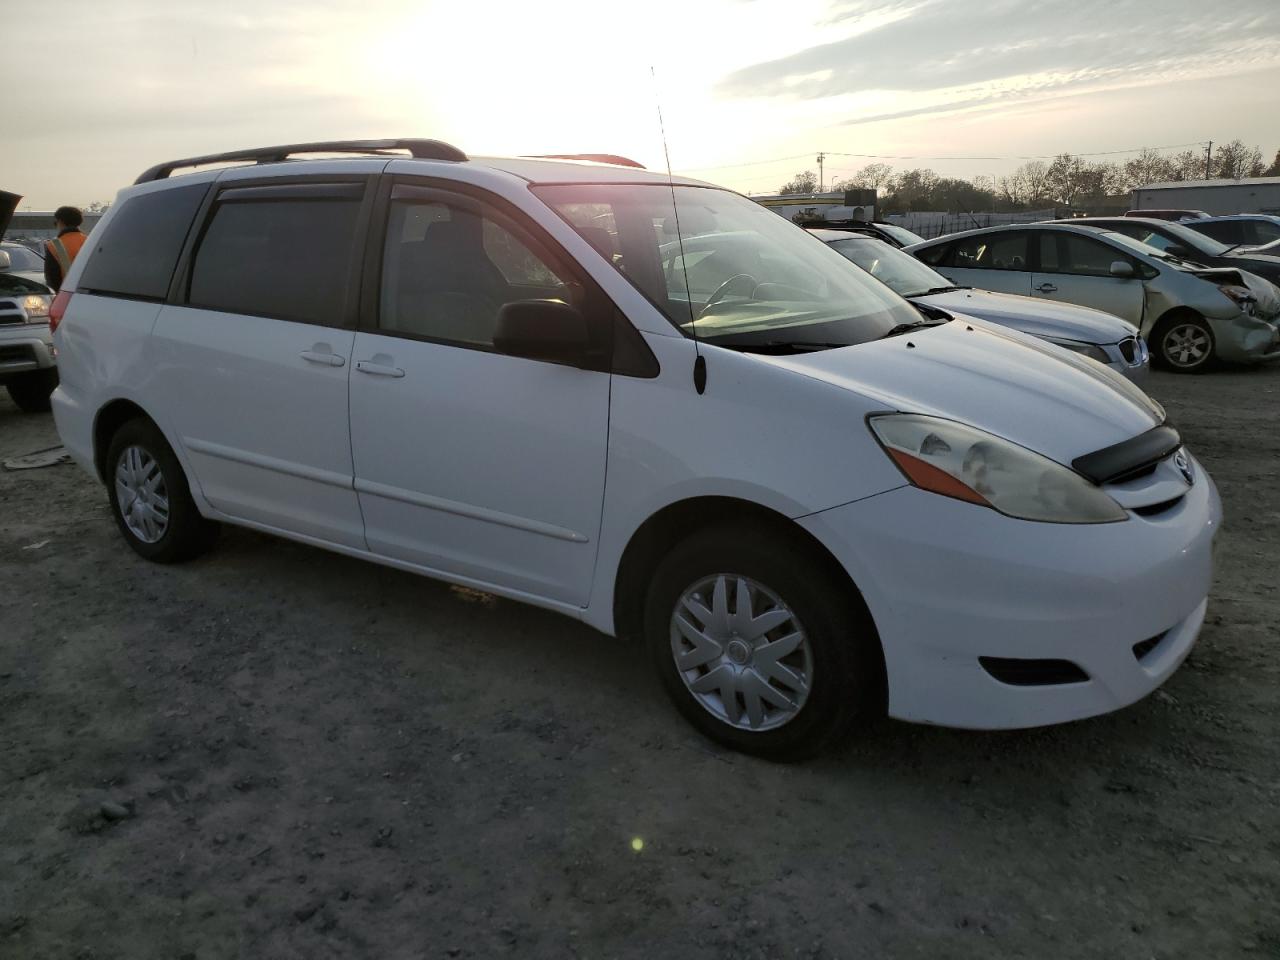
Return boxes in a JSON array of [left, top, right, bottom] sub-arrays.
[[669, 574, 813, 731], [114, 445, 170, 544], [1162, 322, 1211, 369]]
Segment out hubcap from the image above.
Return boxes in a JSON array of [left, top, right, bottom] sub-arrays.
[[1163, 323, 1210, 368], [670, 574, 813, 732], [114, 445, 169, 544]]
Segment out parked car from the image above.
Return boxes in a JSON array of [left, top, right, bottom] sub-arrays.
[[907, 223, 1280, 372], [1062, 217, 1280, 287], [0, 195, 58, 411], [1122, 209, 1209, 222], [809, 229, 1149, 381], [1181, 214, 1280, 251], [800, 219, 925, 248], [52, 139, 1220, 758]]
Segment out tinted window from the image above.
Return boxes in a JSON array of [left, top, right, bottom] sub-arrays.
[[1194, 221, 1243, 244], [189, 195, 361, 325], [1251, 221, 1280, 245], [1, 244, 44, 271], [915, 241, 953, 266], [1040, 233, 1125, 277], [379, 195, 574, 348], [948, 232, 1029, 271], [79, 183, 208, 299]]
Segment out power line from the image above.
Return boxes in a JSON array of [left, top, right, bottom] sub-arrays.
[[680, 141, 1210, 173]]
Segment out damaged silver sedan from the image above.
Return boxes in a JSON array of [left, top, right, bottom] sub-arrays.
[[907, 223, 1280, 373]]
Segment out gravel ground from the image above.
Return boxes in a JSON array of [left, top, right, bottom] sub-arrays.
[[1, 366, 1278, 960]]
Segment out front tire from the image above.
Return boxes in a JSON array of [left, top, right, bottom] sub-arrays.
[[1153, 313, 1215, 373], [106, 418, 218, 563], [6, 368, 58, 412], [644, 525, 883, 761]]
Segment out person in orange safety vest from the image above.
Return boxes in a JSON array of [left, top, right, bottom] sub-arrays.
[[44, 206, 87, 292]]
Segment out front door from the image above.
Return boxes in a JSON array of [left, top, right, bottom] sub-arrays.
[[1030, 231, 1145, 325], [348, 181, 611, 606], [150, 180, 368, 547]]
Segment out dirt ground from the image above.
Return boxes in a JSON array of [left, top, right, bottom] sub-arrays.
[[1, 365, 1277, 960]]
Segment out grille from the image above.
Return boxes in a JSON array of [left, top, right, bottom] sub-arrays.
[[1133, 633, 1167, 661], [0, 300, 22, 325], [1133, 495, 1184, 517], [979, 657, 1090, 686], [1118, 338, 1138, 363], [0, 345, 36, 364]]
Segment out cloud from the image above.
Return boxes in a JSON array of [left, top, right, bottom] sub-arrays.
[[717, 0, 1280, 115]]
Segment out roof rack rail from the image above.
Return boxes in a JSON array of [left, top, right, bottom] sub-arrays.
[[135, 139, 468, 184], [531, 154, 646, 169]]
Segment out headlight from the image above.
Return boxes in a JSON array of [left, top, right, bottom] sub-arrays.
[[1219, 284, 1256, 315], [1052, 340, 1111, 364], [869, 414, 1127, 524], [21, 294, 51, 320]]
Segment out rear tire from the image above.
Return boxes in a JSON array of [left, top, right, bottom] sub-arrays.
[[643, 525, 884, 761], [1152, 313, 1215, 373], [6, 368, 58, 412], [106, 418, 218, 563]]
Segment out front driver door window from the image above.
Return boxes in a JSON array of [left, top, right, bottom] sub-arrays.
[[937, 231, 1032, 296], [1031, 232, 1144, 325], [348, 181, 613, 606]]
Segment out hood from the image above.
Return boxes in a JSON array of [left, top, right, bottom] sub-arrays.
[[1186, 266, 1280, 319], [914, 288, 1137, 344], [758, 321, 1163, 466], [0, 191, 19, 239]]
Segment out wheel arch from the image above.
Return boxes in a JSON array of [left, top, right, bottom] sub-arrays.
[[611, 495, 873, 647], [92, 398, 159, 483]]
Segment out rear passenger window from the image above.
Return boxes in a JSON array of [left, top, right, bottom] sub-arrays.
[[78, 183, 208, 299], [949, 232, 1028, 271], [915, 242, 953, 267], [188, 191, 361, 326]]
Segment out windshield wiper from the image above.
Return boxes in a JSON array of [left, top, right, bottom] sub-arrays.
[[738, 340, 854, 354], [880, 318, 948, 339], [921, 285, 965, 295]]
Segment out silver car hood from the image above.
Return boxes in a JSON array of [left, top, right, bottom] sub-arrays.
[[763, 321, 1162, 465], [914, 288, 1138, 344]]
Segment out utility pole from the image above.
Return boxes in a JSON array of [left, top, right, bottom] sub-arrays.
[[816, 152, 826, 193], [1204, 141, 1213, 180]]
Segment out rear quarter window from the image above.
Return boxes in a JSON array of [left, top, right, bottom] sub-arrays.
[[78, 183, 209, 299]]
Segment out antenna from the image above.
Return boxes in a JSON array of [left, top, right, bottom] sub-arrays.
[[652, 66, 706, 395]]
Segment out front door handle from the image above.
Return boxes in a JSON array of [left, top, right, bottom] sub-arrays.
[[356, 360, 406, 378], [1036, 283, 1058, 293], [300, 349, 345, 367]]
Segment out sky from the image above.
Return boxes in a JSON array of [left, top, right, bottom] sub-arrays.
[[6, 0, 1280, 210]]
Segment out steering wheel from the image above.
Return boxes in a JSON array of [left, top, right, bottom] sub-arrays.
[[697, 273, 759, 319]]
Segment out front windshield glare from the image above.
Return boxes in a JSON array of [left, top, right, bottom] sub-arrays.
[[827, 237, 950, 298], [532, 184, 921, 349]]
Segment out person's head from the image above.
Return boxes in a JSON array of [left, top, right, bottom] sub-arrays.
[[54, 206, 84, 230]]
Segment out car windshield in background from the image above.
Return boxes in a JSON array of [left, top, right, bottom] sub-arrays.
[[826, 237, 953, 298], [1127, 222, 1232, 258], [1, 244, 44, 272], [876, 223, 925, 247], [1101, 230, 1192, 265], [531, 184, 920, 352]]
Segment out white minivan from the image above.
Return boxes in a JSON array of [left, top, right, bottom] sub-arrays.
[[51, 140, 1220, 759]]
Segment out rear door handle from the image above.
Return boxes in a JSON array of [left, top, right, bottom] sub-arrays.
[[300, 350, 345, 367], [356, 360, 406, 378], [1036, 283, 1058, 293]]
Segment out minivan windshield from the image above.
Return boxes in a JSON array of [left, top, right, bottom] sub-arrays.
[[825, 236, 955, 298], [532, 184, 922, 352]]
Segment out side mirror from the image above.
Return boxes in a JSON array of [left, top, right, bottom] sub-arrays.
[[1109, 260, 1135, 279], [493, 299, 591, 367], [0, 251, 11, 271]]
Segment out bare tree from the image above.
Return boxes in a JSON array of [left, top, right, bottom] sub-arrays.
[[834, 162, 896, 193], [778, 171, 819, 195], [1265, 150, 1280, 177], [1123, 149, 1175, 189], [1212, 140, 1265, 180]]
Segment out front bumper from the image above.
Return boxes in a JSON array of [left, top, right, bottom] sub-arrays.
[[799, 454, 1221, 729], [0, 324, 56, 378], [1209, 311, 1280, 363]]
